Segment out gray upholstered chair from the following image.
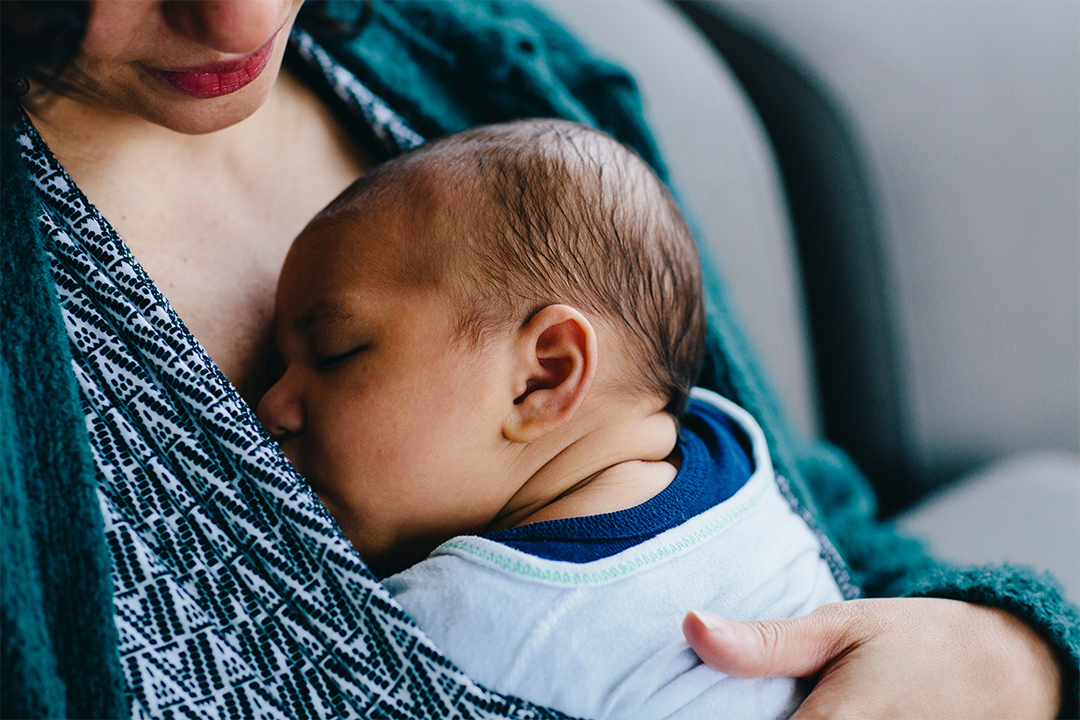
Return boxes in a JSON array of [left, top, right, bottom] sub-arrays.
[[539, 0, 1079, 602]]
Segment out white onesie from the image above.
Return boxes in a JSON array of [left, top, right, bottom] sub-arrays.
[[384, 390, 845, 719]]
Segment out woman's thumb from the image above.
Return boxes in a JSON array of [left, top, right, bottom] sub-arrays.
[[682, 605, 851, 679]]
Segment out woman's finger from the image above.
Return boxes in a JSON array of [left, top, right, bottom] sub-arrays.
[[681, 602, 857, 679]]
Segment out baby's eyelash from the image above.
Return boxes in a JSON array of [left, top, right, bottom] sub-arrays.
[[318, 345, 369, 369]]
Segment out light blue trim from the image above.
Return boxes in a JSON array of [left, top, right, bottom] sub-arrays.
[[439, 470, 771, 587]]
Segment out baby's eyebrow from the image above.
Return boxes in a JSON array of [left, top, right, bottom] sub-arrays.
[[295, 301, 355, 331]]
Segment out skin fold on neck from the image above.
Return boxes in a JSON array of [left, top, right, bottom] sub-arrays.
[[491, 402, 681, 532]]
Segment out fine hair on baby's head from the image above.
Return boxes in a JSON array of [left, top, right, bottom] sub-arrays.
[[319, 119, 706, 416]]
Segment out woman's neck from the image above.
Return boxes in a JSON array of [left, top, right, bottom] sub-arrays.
[[23, 69, 374, 404]]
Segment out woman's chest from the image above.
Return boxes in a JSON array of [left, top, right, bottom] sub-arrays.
[[80, 86, 374, 404]]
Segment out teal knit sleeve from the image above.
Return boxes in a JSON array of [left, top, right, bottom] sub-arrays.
[[1, 129, 130, 720]]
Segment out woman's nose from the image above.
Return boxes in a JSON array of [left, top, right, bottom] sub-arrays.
[[256, 377, 305, 440], [164, 0, 287, 54]]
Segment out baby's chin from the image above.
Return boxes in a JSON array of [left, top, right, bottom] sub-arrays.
[[360, 532, 456, 580], [353, 540, 417, 580]]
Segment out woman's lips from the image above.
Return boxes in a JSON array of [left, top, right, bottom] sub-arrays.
[[148, 38, 276, 99]]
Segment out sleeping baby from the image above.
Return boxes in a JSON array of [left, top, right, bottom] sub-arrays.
[[257, 119, 844, 719]]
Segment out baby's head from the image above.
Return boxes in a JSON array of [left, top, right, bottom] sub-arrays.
[[258, 119, 706, 575]]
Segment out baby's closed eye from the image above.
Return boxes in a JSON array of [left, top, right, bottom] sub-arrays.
[[316, 344, 369, 370]]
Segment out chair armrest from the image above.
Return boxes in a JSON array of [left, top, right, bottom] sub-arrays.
[[896, 452, 1080, 604]]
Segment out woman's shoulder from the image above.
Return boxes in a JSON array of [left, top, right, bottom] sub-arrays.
[[301, 0, 667, 177]]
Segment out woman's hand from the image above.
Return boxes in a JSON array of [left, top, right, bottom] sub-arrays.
[[683, 598, 1063, 719]]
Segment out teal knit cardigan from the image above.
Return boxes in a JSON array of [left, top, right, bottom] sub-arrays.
[[2, 2, 1076, 717]]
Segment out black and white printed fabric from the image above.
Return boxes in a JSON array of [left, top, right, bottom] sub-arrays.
[[15, 29, 559, 720]]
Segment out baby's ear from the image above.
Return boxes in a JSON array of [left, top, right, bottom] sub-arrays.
[[503, 305, 597, 443]]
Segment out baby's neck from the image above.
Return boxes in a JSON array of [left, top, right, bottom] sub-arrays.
[[489, 406, 680, 532]]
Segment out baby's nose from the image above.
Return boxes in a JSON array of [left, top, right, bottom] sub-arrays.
[[256, 379, 305, 440]]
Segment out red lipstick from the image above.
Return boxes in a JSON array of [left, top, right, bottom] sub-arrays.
[[148, 38, 276, 99]]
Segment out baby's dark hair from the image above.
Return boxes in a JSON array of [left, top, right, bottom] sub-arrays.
[[321, 119, 706, 416]]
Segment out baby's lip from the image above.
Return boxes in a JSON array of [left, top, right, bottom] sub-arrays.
[[145, 37, 276, 98], [271, 441, 309, 481], [294, 462, 326, 494]]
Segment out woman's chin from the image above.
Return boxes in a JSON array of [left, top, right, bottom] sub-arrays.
[[140, 72, 281, 135], [30, 65, 283, 137], [151, 106, 267, 136]]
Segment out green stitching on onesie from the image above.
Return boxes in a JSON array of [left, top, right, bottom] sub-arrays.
[[441, 474, 771, 587]]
